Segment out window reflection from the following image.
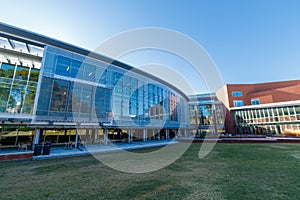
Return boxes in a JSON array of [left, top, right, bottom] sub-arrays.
[[50, 79, 69, 113], [36, 49, 184, 124], [0, 62, 40, 114]]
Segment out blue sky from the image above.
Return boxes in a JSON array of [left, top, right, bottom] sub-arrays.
[[1, 0, 300, 94]]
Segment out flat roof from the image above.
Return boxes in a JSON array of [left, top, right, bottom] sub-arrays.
[[0, 22, 189, 101]]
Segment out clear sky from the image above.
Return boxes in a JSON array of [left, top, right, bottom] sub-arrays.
[[1, 0, 300, 94]]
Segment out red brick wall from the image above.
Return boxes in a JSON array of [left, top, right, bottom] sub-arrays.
[[226, 80, 300, 107], [217, 80, 300, 134], [0, 152, 33, 161]]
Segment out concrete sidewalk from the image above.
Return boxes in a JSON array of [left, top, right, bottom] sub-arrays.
[[33, 140, 178, 160]]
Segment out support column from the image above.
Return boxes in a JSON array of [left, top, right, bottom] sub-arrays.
[[86, 129, 90, 142], [166, 129, 170, 140], [152, 129, 155, 140], [94, 129, 98, 142], [128, 128, 131, 143], [75, 129, 79, 148], [143, 129, 147, 142], [64, 129, 67, 143], [33, 128, 41, 145], [213, 104, 218, 135], [158, 130, 160, 140], [184, 129, 187, 137], [104, 128, 108, 145]]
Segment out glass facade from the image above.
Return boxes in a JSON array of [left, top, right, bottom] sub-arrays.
[[0, 63, 40, 114], [0, 36, 43, 147], [0, 31, 189, 147], [36, 46, 188, 127], [189, 94, 225, 135], [233, 105, 300, 135], [189, 104, 224, 126]]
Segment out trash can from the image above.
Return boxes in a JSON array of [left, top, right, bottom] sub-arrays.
[[33, 144, 42, 156], [42, 142, 51, 155]]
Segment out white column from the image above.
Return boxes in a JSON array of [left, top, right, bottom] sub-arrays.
[[75, 129, 79, 148], [166, 129, 169, 140], [146, 129, 148, 141], [143, 129, 147, 142], [94, 129, 98, 142], [184, 129, 187, 137], [128, 128, 131, 143], [152, 129, 155, 139], [213, 104, 218, 135], [33, 128, 40, 145], [104, 128, 108, 145]]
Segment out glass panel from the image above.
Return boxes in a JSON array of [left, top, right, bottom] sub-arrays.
[[106, 69, 113, 86], [55, 56, 71, 76], [0, 82, 10, 112], [83, 63, 95, 82], [15, 66, 29, 80], [69, 83, 81, 113], [7, 79, 27, 113], [95, 87, 105, 118], [80, 84, 92, 114], [113, 96, 121, 117], [22, 86, 37, 114], [43, 52, 57, 74], [130, 89, 138, 117], [232, 91, 243, 97], [113, 72, 123, 85], [251, 98, 260, 105], [29, 68, 40, 82], [0, 63, 15, 78], [70, 60, 82, 78], [99, 69, 107, 84], [233, 100, 244, 107], [289, 107, 295, 115], [283, 107, 289, 115], [37, 77, 53, 113], [295, 106, 300, 115], [50, 79, 69, 113]]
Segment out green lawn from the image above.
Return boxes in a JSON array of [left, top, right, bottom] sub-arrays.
[[0, 143, 300, 200]]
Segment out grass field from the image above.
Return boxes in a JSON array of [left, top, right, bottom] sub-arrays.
[[0, 143, 300, 200]]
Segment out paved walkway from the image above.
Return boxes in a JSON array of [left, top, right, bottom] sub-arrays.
[[179, 136, 300, 143], [33, 140, 178, 160]]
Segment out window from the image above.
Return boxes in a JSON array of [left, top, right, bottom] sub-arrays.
[[233, 100, 244, 107], [55, 56, 71, 76], [232, 91, 243, 97], [50, 79, 69, 112], [251, 98, 260, 105]]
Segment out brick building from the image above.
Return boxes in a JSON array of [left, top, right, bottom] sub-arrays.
[[216, 80, 300, 134]]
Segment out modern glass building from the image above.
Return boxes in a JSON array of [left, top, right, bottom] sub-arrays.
[[0, 23, 190, 148], [188, 93, 225, 136]]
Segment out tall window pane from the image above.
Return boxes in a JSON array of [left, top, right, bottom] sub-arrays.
[[50, 79, 69, 112]]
